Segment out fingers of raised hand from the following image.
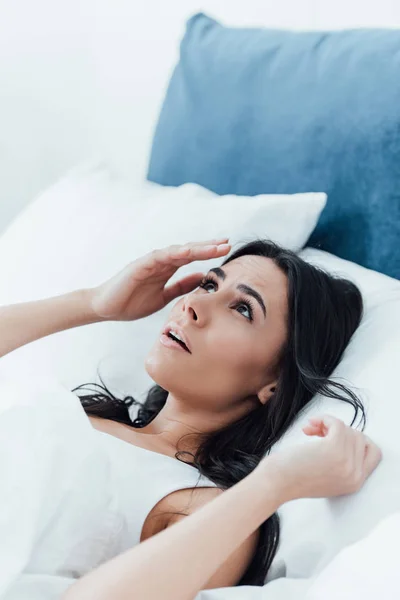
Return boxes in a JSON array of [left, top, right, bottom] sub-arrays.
[[363, 436, 383, 477], [349, 429, 368, 491], [346, 429, 382, 492], [153, 239, 231, 265], [163, 272, 205, 304], [303, 415, 382, 495], [305, 414, 345, 438], [182, 237, 229, 247]]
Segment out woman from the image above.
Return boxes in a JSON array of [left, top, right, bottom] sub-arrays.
[[0, 237, 381, 600]]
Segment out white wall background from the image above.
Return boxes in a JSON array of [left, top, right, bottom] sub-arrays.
[[1, 0, 400, 234]]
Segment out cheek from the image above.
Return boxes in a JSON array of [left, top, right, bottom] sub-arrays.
[[201, 337, 263, 402], [208, 332, 259, 372]]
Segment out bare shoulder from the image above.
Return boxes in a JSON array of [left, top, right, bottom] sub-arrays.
[[164, 485, 224, 517], [140, 485, 223, 541]]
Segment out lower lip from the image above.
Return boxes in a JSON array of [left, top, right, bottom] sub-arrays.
[[160, 333, 190, 354]]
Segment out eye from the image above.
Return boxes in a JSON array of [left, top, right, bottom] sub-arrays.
[[235, 303, 252, 320], [199, 276, 217, 293], [198, 276, 255, 322]]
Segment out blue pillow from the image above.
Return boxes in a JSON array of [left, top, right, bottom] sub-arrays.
[[147, 13, 400, 279]]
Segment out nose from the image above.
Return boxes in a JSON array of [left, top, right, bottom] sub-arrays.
[[182, 292, 208, 325]]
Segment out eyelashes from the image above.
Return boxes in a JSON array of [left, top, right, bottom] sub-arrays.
[[198, 275, 255, 322]]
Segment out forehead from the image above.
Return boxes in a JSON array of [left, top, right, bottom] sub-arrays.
[[222, 255, 288, 315]]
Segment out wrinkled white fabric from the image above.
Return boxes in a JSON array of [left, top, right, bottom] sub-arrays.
[[197, 513, 400, 600], [0, 375, 216, 599]]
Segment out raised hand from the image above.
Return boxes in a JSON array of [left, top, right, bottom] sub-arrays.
[[88, 238, 231, 321], [256, 414, 382, 501]]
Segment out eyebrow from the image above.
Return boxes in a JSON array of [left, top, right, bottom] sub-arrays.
[[209, 267, 267, 318]]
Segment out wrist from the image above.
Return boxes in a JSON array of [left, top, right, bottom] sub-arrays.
[[78, 288, 108, 324], [250, 454, 297, 505]]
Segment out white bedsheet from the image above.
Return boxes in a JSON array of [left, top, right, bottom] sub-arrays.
[[198, 512, 400, 600], [4, 515, 399, 600]]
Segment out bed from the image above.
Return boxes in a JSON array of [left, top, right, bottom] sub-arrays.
[[0, 9, 399, 600]]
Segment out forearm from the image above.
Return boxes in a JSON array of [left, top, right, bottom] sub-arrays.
[[63, 460, 288, 600], [0, 289, 102, 358]]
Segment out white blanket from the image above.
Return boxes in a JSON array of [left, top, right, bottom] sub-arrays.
[[0, 376, 114, 599], [197, 511, 400, 599]]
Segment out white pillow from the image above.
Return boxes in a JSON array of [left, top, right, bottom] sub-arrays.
[[0, 160, 326, 396], [266, 248, 400, 582]]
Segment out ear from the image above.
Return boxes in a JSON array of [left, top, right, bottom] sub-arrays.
[[257, 381, 278, 405]]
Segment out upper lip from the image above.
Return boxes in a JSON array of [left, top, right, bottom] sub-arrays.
[[162, 322, 192, 353]]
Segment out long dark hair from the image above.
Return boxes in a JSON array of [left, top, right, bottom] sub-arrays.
[[72, 238, 366, 586]]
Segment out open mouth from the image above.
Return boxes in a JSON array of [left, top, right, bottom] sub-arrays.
[[166, 331, 190, 353]]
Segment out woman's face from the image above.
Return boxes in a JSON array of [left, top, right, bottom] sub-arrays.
[[145, 255, 289, 413]]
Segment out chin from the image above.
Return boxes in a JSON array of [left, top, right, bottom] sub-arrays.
[[144, 352, 173, 390]]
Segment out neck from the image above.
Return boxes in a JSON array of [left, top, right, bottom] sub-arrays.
[[137, 392, 257, 456]]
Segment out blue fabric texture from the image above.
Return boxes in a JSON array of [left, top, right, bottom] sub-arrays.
[[147, 13, 400, 278]]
